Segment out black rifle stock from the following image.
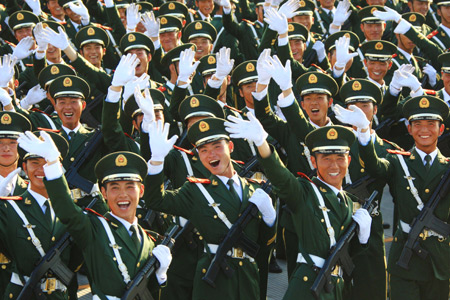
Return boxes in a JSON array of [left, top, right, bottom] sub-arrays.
[[396, 165, 450, 269], [121, 225, 179, 300], [17, 197, 98, 300], [343, 175, 377, 200], [310, 190, 378, 299]]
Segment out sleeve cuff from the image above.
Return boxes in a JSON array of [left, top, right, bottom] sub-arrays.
[[147, 162, 164, 175], [278, 36, 288, 46], [105, 87, 122, 103], [358, 130, 371, 146], [332, 66, 345, 78], [207, 78, 223, 89], [176, 82, 189, 89], [410, 87, 424, 98], [252, 87, 268, 101], [152, 39, 161, 50], [35, 51, 46, 60], [394, 19, 411, 35], [223, 7, 231, 14], [277, 91, 295, 108], [44, 162, 64, 180]]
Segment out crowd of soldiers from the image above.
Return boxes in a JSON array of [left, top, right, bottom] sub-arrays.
[[0, 0, 449, 298]]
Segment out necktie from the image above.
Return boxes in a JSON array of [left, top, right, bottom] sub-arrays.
[[44, 200, 53, 227], [130, 225, 141, 251], [68, 131, 75, 140], [424, 154, 432, 171], [338, 192, 347, 213], [227, 179, 240, 201]]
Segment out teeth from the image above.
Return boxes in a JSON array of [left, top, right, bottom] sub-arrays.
[[64, 113, 73, 117], [311, 109, 319, 112], [36, 175, 44, 179], [373, 72, 381, 75], [420, 135, 430, 138], [329, 172, 339, 176], [118, 201, 130, 205]]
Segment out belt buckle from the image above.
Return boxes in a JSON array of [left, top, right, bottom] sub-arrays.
[[331, 265, 341, 276], [0, 252, 10, 265], [233, 248, 244, 259], [71, 188, 82, 200], [43, 278, 57, 294], [420, 230, 429, 241]]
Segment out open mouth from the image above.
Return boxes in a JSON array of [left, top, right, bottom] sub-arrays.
[[310, 108, 320, 114], [64, 112, 74, 117], [419, 135, 430, 139], [209, 159, 220, 168], [117, 201, 131, 210], [35, 175, 45, 179], [328, 172, 339, 177], [196, 49, 204, 54]]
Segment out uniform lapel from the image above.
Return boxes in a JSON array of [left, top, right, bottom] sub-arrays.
[[106, 213, 139, 257], [426, 150, 448, 183], [238, 177, 252, 214], [209, 175, 241, 213], [407, 148, 428, 180], [21, 191, 53, 234]]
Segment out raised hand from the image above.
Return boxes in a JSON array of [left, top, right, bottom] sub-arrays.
[[0, 55, 17, 88], [224, 112, 268, 146], [18, 131, 60, 162], [111, 54, 140, 87], [148, 120, 178, 162], [177, 48, 200, 83], [215, 47, 234, 81]]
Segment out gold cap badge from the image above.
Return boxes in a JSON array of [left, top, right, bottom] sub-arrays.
[[371, 7, 377, 14], [419, 98, 429, 108], [63, 77, 72, 87], [128, 34, 136, 42], [190, 97, 199, 107], [42, 23, 49, 28], [352, 81, 361, 91], [1, 114, 11, 125], [169, 2, 175, 9], [375, 42, 383, 50], [50, 65, 59, 75], [300, 0, 305, 7], [246, 63, 255, 72], [409, 14, 416, 22], [115, 154, 127, 167], [208, 56, 216, 64], [161, 17, 167, 25], [308, 74, 317, 84], [199, 121, 209, 132], [87, 27, 95, 36], [344, 33, 350, 39], [288, 24, 294, 32], [17, 13, 24, 21], [327, 128, 338, 140], [195, 22, 202, 30]]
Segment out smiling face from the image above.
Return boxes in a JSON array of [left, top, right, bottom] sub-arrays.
[[23, 157, 48, 197], [102, 180, 144, 223], [0, 138, 18, 167], [197, 139, 234, 178], [46, 44, 62, 63], [301, 93, 332, 126], [361, 23, 386, 41], [408, 119, 444, 153], [160, 30, 180, 52], [54, 97, 86, 130], [190, 37, 213, 60], [408, 0, 430, 16], [238, 82, 257, 108], [196, 0, 214, 17], [80, 43, 106, 68], [292, 15, 313, 31], [365, 59, 391, 84], [47, 0, 65, 19], [289, 39, 306, 62], [64, 7, 81, 23], [15, 26, 34, 42], [311, 153, 351, 189], [127, 48, 152, 77]]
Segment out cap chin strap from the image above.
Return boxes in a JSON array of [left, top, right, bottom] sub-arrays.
[[0, 155, 19, 168]]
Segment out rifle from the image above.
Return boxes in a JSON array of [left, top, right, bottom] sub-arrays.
[[343, 175, 377, 200], [396, 165, 450, 269], [238, 155, 259, 178], [121, 225, 179, 300], [17, 197, 98, 300], [172, 221, 197, 255], [80, 92, 104, 128], [310, 190, 378, 299], [65, 128, 103, 194]]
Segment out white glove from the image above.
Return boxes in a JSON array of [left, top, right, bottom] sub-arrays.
[[0, 168, 21, 197], [389, 64, 415, 91], [278, 0, 300, 19], [41, 26, 70, 50], [249, 188, 276, 226], [256, 49, 272, 85], [18, 131, 61, 162], [177, 48, 200, 83], [135, 87, 156, 132], [312, 40, 326, 62], [33, 23, 48, 51], [25, 0, 42, 16], [423, 63, 437, 87], [111, 53, 140, 87], [126, 4, 140, 32], [103, 0, 114, 8], [20, 85, 46, 109], [0, 88, 12, 107], [215, 47, 234, 81], [266, 55, 292, 91], [153, 245, 172, 285], [224, 112, 268, 146], [333, 104, 370, 129], [123, 73, 149, 102], [68, 1, 90, 24], [264, 8, 288, 35], [332, 0, 351, 27], [373, 6, 401, 23], [0, 55, 17, 88], [149, 120, 178, 162], [334, 36, 358, 69], [352, 208, 372, 244], [141, 11, 160, 39], [12, 37, 34, 61], [271, 0, 284, 7], [217, 0, 232, 12]]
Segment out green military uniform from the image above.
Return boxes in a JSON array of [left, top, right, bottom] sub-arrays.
[[145, 117, 275, 300], [158, 2, 190, 23], [45, 151, 162, 299], [258, 125, 364, 300], [358, 96, 450, 300], [210, 15, 243, 65], [58, 0, 88, 44]]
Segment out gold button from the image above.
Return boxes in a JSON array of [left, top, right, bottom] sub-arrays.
[[199, 236, 203, 240], [321, 219, 324, 223], [213, 215, 217, 219], [113, 257, 117, 261], [1, 265, 5, 269], [52, 237, 55, 241], [341, 226, 344, 230], [406, 187, 410, 190], [202, 268, 206, 274], [425, 189, 430, 193], [337, 278, 340, 283], [137, 262, 140, 267], [9, 293, 13, 299], [74, 199, 78, 203], [27, 237, 31, 240], [360, 168, 364, 173], [138, 214, 142, 219], [91, 96, 95, 100], [239, 261, 243, 266], [163, 214, 167, 219], [303, 276, 308, 281], [394, 237, 397, 242], [70, 157, 75, 162]]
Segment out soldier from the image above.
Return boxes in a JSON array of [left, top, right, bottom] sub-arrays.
[[158, 15, 183, 53], [406, 0, 440, 30], [338, 95, 450, 300], [360, 40, 397, 90], [182, 20, 217, 62], [74, 25, 112, 73], [58, 0, 91, 42], [159, 1, 191, 26], [193, 0, 215, 21], [145, 117, 276, 300], [18, 131, 173, 299], [47, 0, 65, 22]]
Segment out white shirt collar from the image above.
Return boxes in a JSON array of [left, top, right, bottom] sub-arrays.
[[442, 88, 450, 103], [414, 147, 438, 166], [367, 76, 385, 89], [321, 7, 336, 14], [440, 24, 450, 38], [61, 123, 82, 137], [246, 107, 255, 115], [110, 212, 139, 236], [310, 118, 332, 129], [256, 20, 264, 27], [46, 58, 65, 65], [0, 173, 17, 195], [27, 187, 48, 213], [198, 10, 210, 21], [165, 81, 175, 90], [397, 48, 412, 62], [70, 19, 82, 32], [51, 15, 64, 23], [216, 172, 242, 201], [317, 176, 343, 198]]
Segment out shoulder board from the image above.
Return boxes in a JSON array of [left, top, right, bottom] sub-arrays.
[[153, 7, 160, 11], [36, 127, 61, 133], [387, 149, 411, 155], [0, 196, 22, 201], [296, 172, 313, 183], [392, 53, 398, 58], [5, 41, 16, 47], [423, 89, 436, 95], [427, 30, 438, 39], [25, 64, 33, 67], [123, 132, 135, 141], [31, 108, 52, 117], [356, 5, 362, 9], [92, 23, 112, 31], [232, 159, 245, 165], [189, 8, 197, 14], [224, 105, 242, 114], [85, 208, 108, 219], [158, 86, 167, 92], [310, 63, 325, 73], [246, 177, 264, 185], [187, 176, 211, 184], [0, 4, 5, 9], [143, 230, 157, 242], [59, 21, 67, 25], [242, 19, 255, 26], [174, 145, 194, 155], [382, 139, 404, 151]]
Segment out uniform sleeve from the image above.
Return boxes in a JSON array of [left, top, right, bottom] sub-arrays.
[[70, 54, 112, 94], [404, 27, 443, 68], [358, 139, 392, 180], [169, 85, 188, 122], [280, 97, 316, 142]]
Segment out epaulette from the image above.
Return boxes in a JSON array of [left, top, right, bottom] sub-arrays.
[[382, 139, 404, 151], [0, 196, 22, 201], [124, 132, 135, 141], [37, 127, 61, 133], [297, 172, 313, 183], [242, 19, 255, 26], [427, 30, 438, 39], [174, 145, 194, 155], [224, 105, 242, 114], [232, 159, 245, 165], [188, 8, 197, 14], [310, 64, 325, 73], [31, 108, 52, 118], [423, 89, 436, 95], [246, 177, 264, 185], [0, 4, 5, 9], [25, 64, 33, 67], [5, 41, 15, 47], [158, 86, 167, 92], [92, 22, 112, 31], [356, 5, 362, 9], [143, 230, 157, 242], [392, 53, 398, 58], [85, 208, 108, 220], [59, 21, 67, 25], [187, 176, 211, 184], [387, 149, 411, 155]]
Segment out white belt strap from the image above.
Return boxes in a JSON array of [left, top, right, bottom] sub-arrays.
[[97, 217, 131, 284], [396, 154, 424, 210], [187, 85, 194, 96], [400, 220, 444, 239], [212, 27, 225, 51], [93, 295, 120, 300], [195, 183, 232, 229], [432, 35, 446, 51], [180, 151, 194, 176], [309, 182, 336, 247], [41, 113, 57, 130], [300, 142, 314, 170], [296, 253, 325, 268], [344, 169, 352, 185], [249, 24, 260, 46], [7, 200, 46, 257], [357, 48, 369, 76], [391, 58, 401, 69]]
